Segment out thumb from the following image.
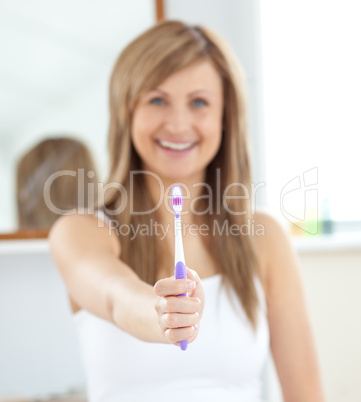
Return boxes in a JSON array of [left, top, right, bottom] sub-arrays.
[[186, 267, 204, 302], [186, 267, 200, 284]]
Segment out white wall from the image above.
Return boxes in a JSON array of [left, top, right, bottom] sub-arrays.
[[0, 242, 86, 398], [299, 249, 361, 402]]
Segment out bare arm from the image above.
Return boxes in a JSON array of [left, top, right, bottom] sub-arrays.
[[256, 212, 325, 402], [49, 214, 202, 344]]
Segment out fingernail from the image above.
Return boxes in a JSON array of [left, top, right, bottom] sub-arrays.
[[187, 281, 196, 290], [192, 324, 199, 332]]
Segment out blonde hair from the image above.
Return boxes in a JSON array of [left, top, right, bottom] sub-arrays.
[[103, 20, 262, 332], [17, 137, 98, 229]]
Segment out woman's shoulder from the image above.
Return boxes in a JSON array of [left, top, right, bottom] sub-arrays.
[[251, 210, 294, 296], [252, 209, 293, 253], [49, 213, 121, 315], [252, 209, 289, 239]]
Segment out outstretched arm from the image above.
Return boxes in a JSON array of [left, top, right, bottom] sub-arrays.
[[49, 214, 202, 345]]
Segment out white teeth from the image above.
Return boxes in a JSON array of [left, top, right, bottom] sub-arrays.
[[158, 140, 195, 151]]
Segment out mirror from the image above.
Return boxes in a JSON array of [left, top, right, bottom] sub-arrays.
[[0, 0, 159, 236]]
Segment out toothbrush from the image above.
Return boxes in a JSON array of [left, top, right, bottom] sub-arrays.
[[171, 184, 188, 351]]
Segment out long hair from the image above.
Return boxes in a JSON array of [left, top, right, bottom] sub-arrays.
[[102, 20, 262, 332], [17, 137, 98, 229]]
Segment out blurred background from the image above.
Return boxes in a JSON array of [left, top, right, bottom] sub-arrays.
[[0, 0, 360, 401]]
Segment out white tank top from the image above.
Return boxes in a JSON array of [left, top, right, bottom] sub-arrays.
[[73, 273, 270, 402]]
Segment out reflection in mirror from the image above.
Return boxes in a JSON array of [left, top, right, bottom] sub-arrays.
[[16, 137, 99, 230], [0, 0, 157, 235]]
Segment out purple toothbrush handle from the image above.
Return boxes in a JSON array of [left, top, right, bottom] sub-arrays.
[[175, 261, 188, 351]]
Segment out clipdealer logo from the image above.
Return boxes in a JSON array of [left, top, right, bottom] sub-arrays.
[[280, 167, 319, 234], [43, 168, 266, 218]]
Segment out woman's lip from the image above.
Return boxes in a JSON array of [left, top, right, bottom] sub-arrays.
[[155, 139, 197, 144], [155, 140, 197, 157]]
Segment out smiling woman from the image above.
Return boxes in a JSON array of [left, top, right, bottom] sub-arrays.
[[48, 19, 325, 402], [0, 2, 328, 402], [131, 60, 224, 179]]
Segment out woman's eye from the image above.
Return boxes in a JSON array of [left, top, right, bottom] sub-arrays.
[[150, 97, 165, 105], [149, 97, 208, 107], [193, 98, 208, 108]]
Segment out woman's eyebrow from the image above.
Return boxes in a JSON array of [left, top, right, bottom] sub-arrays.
[[152, 88, 215, 98]]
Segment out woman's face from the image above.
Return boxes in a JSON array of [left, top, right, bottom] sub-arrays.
[[131, 59, 224, 183]]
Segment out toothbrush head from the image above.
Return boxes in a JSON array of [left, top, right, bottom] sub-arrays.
[[171, 185, 183, 218]]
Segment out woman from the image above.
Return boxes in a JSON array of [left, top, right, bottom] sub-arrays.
[[50, 20, 325, 401]]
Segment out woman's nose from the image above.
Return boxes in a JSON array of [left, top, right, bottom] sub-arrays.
[[163, 106, 192, 134]]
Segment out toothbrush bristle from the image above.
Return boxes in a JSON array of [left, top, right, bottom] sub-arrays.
[[171, 184, 183, 215]]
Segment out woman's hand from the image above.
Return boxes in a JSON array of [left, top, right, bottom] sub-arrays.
[[154, 267, 204, 347]]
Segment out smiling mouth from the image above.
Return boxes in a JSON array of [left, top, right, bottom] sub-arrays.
[[156, 139, 197, 151]]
